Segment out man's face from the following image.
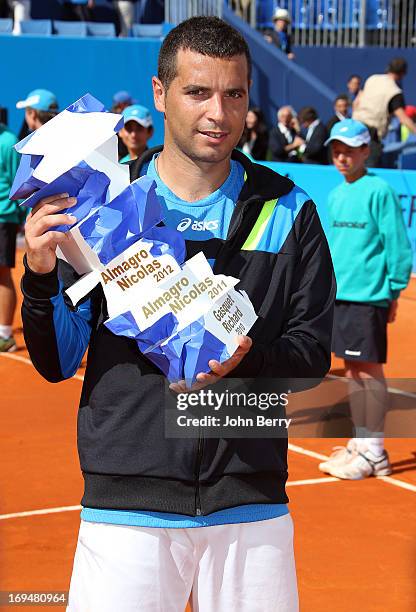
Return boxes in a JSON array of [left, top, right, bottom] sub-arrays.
[[153, 49, 249, 164], [348, 77, 361, 95], [25, 108, 39, 131], [120, 120, 152, 152], [274, 19, 287, 31], [279, 108, 292, 127], [335, 98, 349, 117], [331, 141, 369, 179]]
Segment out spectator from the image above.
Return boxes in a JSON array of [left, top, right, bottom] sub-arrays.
[[264, 8, 294, 60], [7, 0, 30, 34], [119, 104, 153, 163], [298, 106, 328, 164], [112, 0, 137, 37], [238, 107, 269, 160], [401, 105, 416, 141], [16, 89, 58, 132], [269, 105, 304, 162], [353, 58, 416, 167], [347, 74, 361, 103], [61, 0, 94, 21], [0, 122, 24, 352], [111, 90, 134, 114], [326, 94, 350, 133], [112, 91, 134, 159]]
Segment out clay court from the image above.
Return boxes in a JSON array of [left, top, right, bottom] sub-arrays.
[[1, 252, 415, 611]]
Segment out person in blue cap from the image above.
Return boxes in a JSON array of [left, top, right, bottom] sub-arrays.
[[319, 118, 412, 480], [16, 88, 58, 133], [118, 104, 154, 163]]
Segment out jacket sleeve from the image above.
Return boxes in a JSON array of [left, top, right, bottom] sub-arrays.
[[304, 124, 327, 157], [231, 201, 336, 383], [21, 256, 93, 383], [376, 186, 412, 299]]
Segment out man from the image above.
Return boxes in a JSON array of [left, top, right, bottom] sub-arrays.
[[264, 8, 295, 60], [326, 94, 350, 133], [353, 58, 416, 167], [347, 74, 361, 103], [118, 104, 154, 163], [269, 105, 304, 162], [0, 122, 24, 352], [320, 119, 412, 479], [16, 88, 58, 132], [298, 106, 328, 164], [22, 17, 335, 610]]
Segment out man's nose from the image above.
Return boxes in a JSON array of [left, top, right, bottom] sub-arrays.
[[206, 93, 225, 123]]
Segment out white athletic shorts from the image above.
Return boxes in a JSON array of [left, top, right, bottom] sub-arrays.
[[67, 513, 298, 611]]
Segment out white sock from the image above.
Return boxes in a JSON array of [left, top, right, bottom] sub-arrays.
[[0, 325, 12, 339], [365, 436, 385, 456]]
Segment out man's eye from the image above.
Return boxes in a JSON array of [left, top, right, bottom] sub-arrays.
[[187, 90, 204, 96], [227, 91, 243, 99]]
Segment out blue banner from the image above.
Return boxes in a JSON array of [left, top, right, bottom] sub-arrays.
[[262, 162, 416, 272]]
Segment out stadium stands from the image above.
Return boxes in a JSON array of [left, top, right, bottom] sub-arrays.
[[86, 21, 116, 38], [19, 19, 52, 35], [131, 23, 164, 38], [53, 20, 88, 37], [0, 18, 13, 34]]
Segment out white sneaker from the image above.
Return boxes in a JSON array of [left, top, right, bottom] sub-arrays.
[[318, 439, 357, 474], [326, 448, 392, 480]]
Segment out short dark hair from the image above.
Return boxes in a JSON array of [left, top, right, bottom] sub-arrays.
[[347, 74, 361, 82], [158, 16, 252, 90], [387, 57, 408, 76], [334, 94, 350, 104], [298, 106, 318, 123]]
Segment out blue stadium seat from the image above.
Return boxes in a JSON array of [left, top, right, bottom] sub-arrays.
[[399, 148, 416, 170], [0, 18, 13, 34], [86, 21, 116, 37], [131, 23, 163, 38], [53, 20, 87, 37], [19, 19, 52, 35]]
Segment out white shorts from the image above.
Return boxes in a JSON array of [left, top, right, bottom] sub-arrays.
[[67, 514, 298, 612]]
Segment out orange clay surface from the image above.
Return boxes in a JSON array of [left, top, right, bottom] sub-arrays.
[[1, 253, 415, 611]]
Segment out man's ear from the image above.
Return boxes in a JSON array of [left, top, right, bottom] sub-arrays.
[[363, 144, 371, 160], [152, 76, 166, 114]]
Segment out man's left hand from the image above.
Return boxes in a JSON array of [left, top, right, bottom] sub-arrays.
[[169, 335, 252, 393]]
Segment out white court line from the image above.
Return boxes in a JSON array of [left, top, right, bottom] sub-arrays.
[[288, 443, 416, 493], [326, 373, 416, 400], [0, 505, 82, 521], [286, 477, 338, 487], [376, 476, 416, 493], [0, 352, 85, 382], [288, 443, 329, 462]]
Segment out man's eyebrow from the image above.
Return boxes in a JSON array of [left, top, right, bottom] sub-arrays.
[[182, 84, 210, 92], [224, 87, 247, 94]]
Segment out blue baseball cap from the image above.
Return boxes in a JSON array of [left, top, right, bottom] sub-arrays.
[[16, 89, 58, 111], [122, 104, 153, 128], [325, 119, 371, 147], [113, 90, 133, 106]]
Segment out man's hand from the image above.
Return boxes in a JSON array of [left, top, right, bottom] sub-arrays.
[[170, 335, 252, 393], [25, 193, 77, 274], [388, 299, 398, 323]]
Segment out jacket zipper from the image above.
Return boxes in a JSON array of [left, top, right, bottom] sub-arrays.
[[195, 430, 204, 515]]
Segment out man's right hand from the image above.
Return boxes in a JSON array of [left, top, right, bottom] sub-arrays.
[[25, 193, 77, 274]]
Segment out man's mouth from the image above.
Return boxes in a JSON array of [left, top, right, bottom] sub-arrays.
[[199, 130, 229, 142]]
